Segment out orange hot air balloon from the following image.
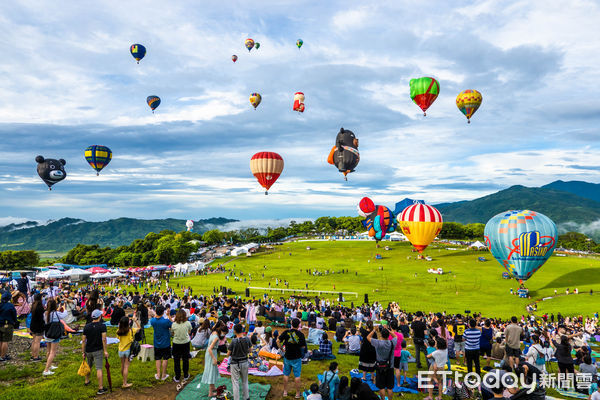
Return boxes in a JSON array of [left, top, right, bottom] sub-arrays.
[[250, 152, 284, 195], [397, 203, 443, 253]]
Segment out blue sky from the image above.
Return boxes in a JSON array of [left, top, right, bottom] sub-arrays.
[[1, 0, 599, 224]]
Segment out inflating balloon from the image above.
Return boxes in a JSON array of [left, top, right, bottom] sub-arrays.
[[397, 202, 443, 253], [232, 55, 238, 63], [147, 95, 161, 113], [456, 90, 482, 123], [296, 39, 303, 49], [84, 145, 112, 176], [484, 210, 557, 284], [293, 92, 305, 113], [36, 155, 66, 190], [255, 42, 260, 50], [327, 127, 359, 180], [245, 39, 255, 52], [357, 197, 396, 242], [250, 152, 283, 195], [186, 220, 194, 232], [130, 44, 146, 64], [409, 77, 440, 116], [249, 93, 261, 109]]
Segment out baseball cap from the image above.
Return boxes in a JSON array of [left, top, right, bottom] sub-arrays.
[[91, 309, 103, 319]]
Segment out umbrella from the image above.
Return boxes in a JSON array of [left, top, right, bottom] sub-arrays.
[[104, 357, 112, 392]]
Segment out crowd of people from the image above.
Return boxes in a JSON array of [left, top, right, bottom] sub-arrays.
[[0, 271, 599, 400]]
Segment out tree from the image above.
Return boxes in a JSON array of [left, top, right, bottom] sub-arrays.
[[202, 229, 225, 245]]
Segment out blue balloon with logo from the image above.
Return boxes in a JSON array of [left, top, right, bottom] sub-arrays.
[[484, 210, 557, 283]]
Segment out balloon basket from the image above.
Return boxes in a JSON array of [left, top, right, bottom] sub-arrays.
[[264, 191, 268, 195], [96, 172, 99, 176]]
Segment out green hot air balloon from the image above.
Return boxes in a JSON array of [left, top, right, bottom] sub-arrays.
[[409, 77, 440, 116], [255, 42, 260, 50]]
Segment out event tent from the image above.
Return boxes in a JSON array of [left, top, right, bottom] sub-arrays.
[[36, 270, 67, 280]]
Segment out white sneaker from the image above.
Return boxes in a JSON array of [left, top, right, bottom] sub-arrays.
[[155, 374, 160, 380], [50, 366, 58, 370], [43, 370, 55, 376], [161, 374, 170, 381]]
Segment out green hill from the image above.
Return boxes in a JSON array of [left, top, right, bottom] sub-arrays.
[[542, 180, 600, 203], [436, 185, 600, 224], [0, 217, 236, 252]]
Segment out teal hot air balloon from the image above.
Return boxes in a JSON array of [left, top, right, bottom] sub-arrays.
[[484, 210, 557, 284]]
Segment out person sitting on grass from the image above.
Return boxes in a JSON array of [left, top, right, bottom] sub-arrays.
[[116, 314, 140, 388], [336, 376, 351, 400], [311, 332, 334, 360], [425, 338, 448, 400], [320, 361, 340, 400], [306, 382, 322, 400], [343, 327, 362, 355], [426, 338, 436, 367]]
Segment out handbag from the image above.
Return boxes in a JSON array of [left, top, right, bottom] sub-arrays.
[[78, 360, 91, 376], [45, 312, 64, 340]]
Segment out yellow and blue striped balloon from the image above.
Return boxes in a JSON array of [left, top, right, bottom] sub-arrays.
[[85, 145, 112, 176], [484, 210, 557, 283]]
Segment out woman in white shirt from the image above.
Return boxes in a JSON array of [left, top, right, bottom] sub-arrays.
[[42, 299, 68, 376]]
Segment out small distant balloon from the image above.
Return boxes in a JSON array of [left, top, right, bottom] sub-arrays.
[[296, 39, 303, 49], [85, 145, 112, 176], [147, 95, 161, 113], [232, 55, 238, 63], [255, 42, 260, 50], [130, 44, 146, 64], [293, 92, 305, 113], [456, 89, 482, 123], [245, 38, 255, 52], [249, 93, 261, 109], [186, 220, 194, 232]]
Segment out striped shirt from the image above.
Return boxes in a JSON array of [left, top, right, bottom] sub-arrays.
[[464, 328, 481, 350]]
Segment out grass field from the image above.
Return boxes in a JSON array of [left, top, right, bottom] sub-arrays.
[[172, 240, 600, 318]]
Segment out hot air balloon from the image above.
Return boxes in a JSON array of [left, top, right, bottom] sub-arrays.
[[397, 202, 443, 253], [456, 90, 482, 123], [84, 145, 112, 176], [130, 44, 146, 64], [293, 92, 305, 112], [484, 210, 557, 284], [147, 96, 161, 113], [249, 93, 261, 109], [296, 39, 303, 49], [255, 42, 260, 50], [357, 197, 396, 242], [186, 220, 194, 232], [35, 156, 66, 190], [232, 55, 238, 63], [245, 39, 255, 52], [327, 127, 359, 180], [250, 152, 283, 195], [409, 77, 440, 116]]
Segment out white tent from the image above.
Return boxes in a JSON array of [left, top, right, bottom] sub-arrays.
[[62, 269, 92, 278], [112, 271, 125, 277], [37, 270, 66, 280], [470, 241, 487, 249]]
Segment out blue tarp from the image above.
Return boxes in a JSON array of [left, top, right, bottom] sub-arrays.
[[53, 263, 108, 269], [394, 198, 425, 216]]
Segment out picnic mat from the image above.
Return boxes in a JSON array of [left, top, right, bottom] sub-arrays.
[[177, 375, 270, 400], [348, 369, 419, 394], [554, 388, 590, 399], [218, 357, 283, 377]]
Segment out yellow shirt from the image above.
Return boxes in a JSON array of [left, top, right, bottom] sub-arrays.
[[117, 327, 139, 352]]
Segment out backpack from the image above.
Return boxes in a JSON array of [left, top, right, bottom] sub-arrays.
[[452, 380, 473, 400], [129, 338, 141, 359], [319, 372, 336, 400]]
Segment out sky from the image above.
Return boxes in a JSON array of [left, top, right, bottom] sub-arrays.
[[1, 0, 600, 224]]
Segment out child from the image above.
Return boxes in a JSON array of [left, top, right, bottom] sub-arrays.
[[306, 383, 322, 400], [426, 338, 448, 400], [399, 340, 411, 381], [426, 338, 436, 367]]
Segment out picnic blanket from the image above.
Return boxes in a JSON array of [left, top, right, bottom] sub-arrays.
[[218, 357, 283, 377], [79, 337, 120, 345], [348, 369, 419, 394], [177, 375, 270, 400], [554, 388, 589, 399]]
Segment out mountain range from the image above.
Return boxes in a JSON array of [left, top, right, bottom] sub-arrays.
[[0, 217, 236, 253]]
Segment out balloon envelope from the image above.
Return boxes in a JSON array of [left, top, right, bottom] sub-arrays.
[[147, 95, 161, 112], [250, 152, 284, 194], [186, 220, 194, 231], [398, 203, 443, 253], [232, 55, 238, 62], [296, 39, 303, 49], [130, 44, 146, 63], [456, 90, 482, 123], [293, 92, 305, 112], [245, 38, 255, 51], [84, 145, 112, 175], [249, 93, 261, 109], [409, 77, 440, 115], [255, 42, 260, 50], [484, 210, 557, 283]]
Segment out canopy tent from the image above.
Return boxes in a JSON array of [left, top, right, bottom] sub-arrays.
[[62, 268, 92, 277], [111, 271, 125, 277], [36, 270, 67, 280], [89, 267, 109, 274], [470, 241, 487, 249]]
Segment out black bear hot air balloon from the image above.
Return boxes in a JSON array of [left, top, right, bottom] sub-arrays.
[[327, 127, 360, 180], [36, 156, 66, 190]]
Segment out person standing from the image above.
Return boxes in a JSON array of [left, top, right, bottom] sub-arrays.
[[453, 316, 467, 366], [367, 325, 397, 400], [0, 291, 17, 361], [42, 299, 66, 376], [151, 305, 172, 381], [200, 324, 222, 397], [227, 323, 252, 400], [411, 311, 428, 369], [359, 320, 377, 381], [16, 272, 31, 298], [28, 293, 45, 361], [278, 318, 307, 398], [171, 309, 192, 386], [464, 319, 482, 375], [82, 309, 109, 395], [504, 316, 523, 369], [116, 315, 140, 388], [480, 319, 494, 367], [389, 321, 405, 388]]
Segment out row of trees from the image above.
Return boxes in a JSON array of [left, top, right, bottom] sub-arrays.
[[557, 232, 599, 252], [0, 250, 40, 270]]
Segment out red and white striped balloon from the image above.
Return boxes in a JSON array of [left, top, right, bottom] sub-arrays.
[[250, 152, 284, 195], [397, 203, 443, 253]]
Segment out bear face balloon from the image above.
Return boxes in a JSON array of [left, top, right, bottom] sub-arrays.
[[36, 155, 66, 190], [327, 127, 360, 180]]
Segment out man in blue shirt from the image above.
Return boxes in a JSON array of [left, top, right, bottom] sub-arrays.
[[151, 305, 173, 381], [464, 319, 482, 375]]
